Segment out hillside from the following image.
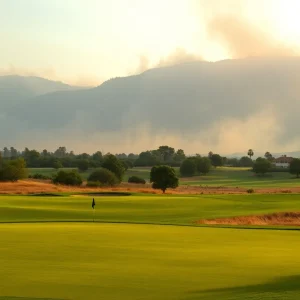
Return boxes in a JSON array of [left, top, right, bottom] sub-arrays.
[[0, 75, 83, 110], [2, 57, 300, 153]]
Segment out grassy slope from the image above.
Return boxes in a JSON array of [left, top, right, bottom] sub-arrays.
[[181, 167, 300, 188], [3, 194, 300, 299], [1, 223, 300, 300], [2, 193, 300, 224]]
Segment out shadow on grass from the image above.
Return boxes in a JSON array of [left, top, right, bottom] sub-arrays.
[[184, 275, 300, 299]]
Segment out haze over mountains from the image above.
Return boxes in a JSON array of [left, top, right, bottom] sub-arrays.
[[1, 57, 300, 155]]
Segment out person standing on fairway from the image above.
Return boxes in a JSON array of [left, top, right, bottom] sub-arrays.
[[92, 198, 96, 222]]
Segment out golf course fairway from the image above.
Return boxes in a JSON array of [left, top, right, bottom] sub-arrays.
[[1, 223, 300, 300]]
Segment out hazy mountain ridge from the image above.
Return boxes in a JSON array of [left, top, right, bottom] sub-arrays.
[[1, 57, 300, 153]]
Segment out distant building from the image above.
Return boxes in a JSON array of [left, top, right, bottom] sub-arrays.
[[273, 155, 293, 168]]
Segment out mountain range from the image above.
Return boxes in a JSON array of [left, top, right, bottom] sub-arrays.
[[1, 57, 300, 155]]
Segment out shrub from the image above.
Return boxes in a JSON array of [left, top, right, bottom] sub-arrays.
[[53, 160, 63, 169], [247, 188, 254, 194], [128, 176, 146, 184], [253, 157, 271, 175], [180, 158, 197, 177], [29, 173, 51, 180], [52, 170, 82, 186], [102, 154, 125, 182], [76, 159, 89, 172], [196, 157, 211, 174], [290, 158, 300, 178], [0, 158, 28, 182], [87, 168, 118, 186]]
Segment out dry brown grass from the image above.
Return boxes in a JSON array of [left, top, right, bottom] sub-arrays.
[[0, 180, 249, 195], [1, 180, 300, 195], [197, 212, 300, 226]]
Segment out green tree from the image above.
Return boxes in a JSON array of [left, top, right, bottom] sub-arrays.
[[264, 151, 273, 162], [210, 154, 223, 168], [157, 146, 175, 163], [3, 147, 10, 159], [208, 151, 213, 159], [77, 159, 89, 172], [135, 151, 159, 166], [253, 157, 271, 175], [52, 170, 82, 186], [42, 149, 49, 157], [102, 154, 125, 183], [92, 151, 103, 162], [0, 158, 28, 182], [120, 160, 129, 171], [290, 158, 300, 178], [180, 158, 197, 177], [53, 160, 63, 169], [10, 147, 18, 159], [54, 146, 67, 158], [174, 149, 186, 162], [239, 156, 254, 167], [248, 149, 254, 160], [150, 165, 179, 193], [196, 157, 211, 174], [87, 168, 118, 186]]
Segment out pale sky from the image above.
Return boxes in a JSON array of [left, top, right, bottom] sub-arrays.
[[1, 0, 300, 86]]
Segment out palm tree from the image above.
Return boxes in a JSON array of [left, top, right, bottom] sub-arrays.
[[264, 151, 273, 161], [248, 149, 254, 160]]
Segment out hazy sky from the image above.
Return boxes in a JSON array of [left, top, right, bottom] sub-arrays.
[[1, 0, 300, 86]]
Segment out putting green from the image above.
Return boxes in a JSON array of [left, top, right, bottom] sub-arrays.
[[1, 223, 300, 300], [2, 194, 300, 299], [3, 193, 300, 225]]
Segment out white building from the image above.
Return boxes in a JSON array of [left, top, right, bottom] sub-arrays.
[[273, 155, 293, 168]]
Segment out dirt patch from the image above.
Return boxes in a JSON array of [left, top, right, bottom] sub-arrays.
[[197, 212, 300, 226]]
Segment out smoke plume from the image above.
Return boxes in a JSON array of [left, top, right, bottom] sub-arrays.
[[208, 15, 297, 58]]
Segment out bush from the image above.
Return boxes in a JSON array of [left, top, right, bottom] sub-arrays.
[[29, 173, 51, 180], [253, 157, 271, 175], [52, 170, 82, 186], [102, 154, 125, 182], [290, 158, 300, 178], [76, 159, 89, 172], [196, 157, 211, 174], [0, 158, 28, 182], [247, 188, 254, 194], [53, 160, 63, 169], [87, 168, 118, 186], [128, 176, 146, 184], [180, 158, 197, 177]]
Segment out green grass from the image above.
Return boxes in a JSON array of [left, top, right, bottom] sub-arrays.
[[1, 223, 300, 300], [28, 168, 93, 180], [3, 193, 300, 224], [3, 193, 300, 299], [29, 166, 300, 188], [181, 167, 300, 188], [180, 167, 299, 188]]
